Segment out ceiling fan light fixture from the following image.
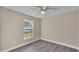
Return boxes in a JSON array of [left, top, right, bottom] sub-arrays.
[[41, 11, 46, 14]]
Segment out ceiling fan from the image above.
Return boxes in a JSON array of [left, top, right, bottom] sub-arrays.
[[35, 6, 59, 15]]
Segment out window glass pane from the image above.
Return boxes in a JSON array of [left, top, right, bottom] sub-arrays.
[[24, 19, 34, 39]]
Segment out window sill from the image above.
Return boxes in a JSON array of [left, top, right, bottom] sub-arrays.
[[24, 37, 32, 40]]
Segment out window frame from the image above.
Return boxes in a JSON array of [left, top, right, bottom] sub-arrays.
[[24, 19, 34, 40]]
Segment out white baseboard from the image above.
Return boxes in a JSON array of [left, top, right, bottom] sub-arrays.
[[1, 38, 79, 52], [1, 38, 40, 52], [41, 38, 79, 51]]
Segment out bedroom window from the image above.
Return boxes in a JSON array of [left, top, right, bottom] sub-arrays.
[[24, 19, 34, 40]]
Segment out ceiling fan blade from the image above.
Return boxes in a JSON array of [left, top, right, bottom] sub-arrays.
[[48, 7, 59, 10], [35, 6, 43, 10], [35, 6, 49, 11], [35, 6, 41, 8], [43, 6, 48, 11]]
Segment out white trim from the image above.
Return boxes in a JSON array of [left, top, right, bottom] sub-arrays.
[[41, 38, 79, 51], [1, 38, 40, 52], [24, 37, 32, 40]]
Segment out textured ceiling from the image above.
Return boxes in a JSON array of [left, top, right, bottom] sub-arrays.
[[4, 6, 79, 19]]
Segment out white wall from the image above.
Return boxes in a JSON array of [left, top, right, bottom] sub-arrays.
[[0, 7, 1, 50], [0, 7, 41, 51], [78, 11, 79, 47], [41, 11, 79, 48]]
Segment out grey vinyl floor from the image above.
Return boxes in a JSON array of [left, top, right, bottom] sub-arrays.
[[10, 40, 79, 52]]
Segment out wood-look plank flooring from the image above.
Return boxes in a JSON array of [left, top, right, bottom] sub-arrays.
[[10, 40, 79, 52]]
